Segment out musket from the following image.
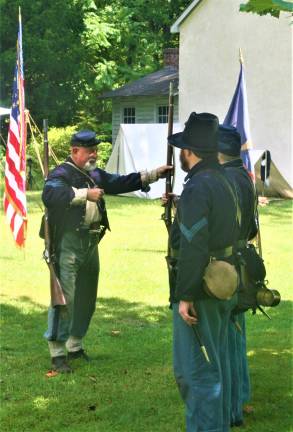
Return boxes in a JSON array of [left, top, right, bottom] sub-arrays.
[[162, 85, 210, 363], [163, 81, 175, 240], [163, 82, 176, 304], [43, 119, 66, 307]]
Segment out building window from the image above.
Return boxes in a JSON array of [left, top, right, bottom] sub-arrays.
[[158, 105, 169, 123], [123, 107, 135, 123]]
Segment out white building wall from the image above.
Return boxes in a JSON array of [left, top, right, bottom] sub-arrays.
[[177, 0, 292, 187], [111, 96, 179, 143]]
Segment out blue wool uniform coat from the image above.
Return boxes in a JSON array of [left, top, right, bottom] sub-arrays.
[[170, 159, 238, 432], [42, 157, 143, 244], [170, 159, 238, 302]]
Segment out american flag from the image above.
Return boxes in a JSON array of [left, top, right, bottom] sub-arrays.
[[4, 10, 27, 247], [223, 60, 255, 180]]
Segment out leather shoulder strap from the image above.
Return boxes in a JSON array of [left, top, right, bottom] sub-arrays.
[[65, 161, 97, 187], [212, 170, 242, 229]]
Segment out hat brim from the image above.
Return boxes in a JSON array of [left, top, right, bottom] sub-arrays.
[[218, 140, 240, 157], [90, 138, 101, 146], [168, 132, 189, 149]]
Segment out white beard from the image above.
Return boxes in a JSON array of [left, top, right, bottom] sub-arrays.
[[84, 160, 96, 172]]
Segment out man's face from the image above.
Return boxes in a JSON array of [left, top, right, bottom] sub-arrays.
[[71, 146, 98, 171], [180, 149, 189, 172]]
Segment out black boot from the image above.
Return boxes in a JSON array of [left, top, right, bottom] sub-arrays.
[[231, 420, 244, 427], [67, 349, 90, 362], [51, 355, 72, 373]]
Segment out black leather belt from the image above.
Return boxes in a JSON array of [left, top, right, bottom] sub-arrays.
[[171, 246, 234, 260], [77, 222, 101, 235], [210, 246, 233, 260]]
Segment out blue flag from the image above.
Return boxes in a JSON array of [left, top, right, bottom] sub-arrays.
[[224, 63, 254, 179]]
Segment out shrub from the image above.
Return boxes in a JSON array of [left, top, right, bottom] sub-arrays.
[[96, 141, 112, 169], [26, 126, 113, 189]]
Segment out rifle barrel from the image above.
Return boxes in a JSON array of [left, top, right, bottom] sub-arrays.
[[43, 119, 49, 179], [164, 82, 175, 236], [42, 118, 66, 307]]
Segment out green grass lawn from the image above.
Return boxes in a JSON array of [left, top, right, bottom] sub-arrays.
[[0, 194, 292, 432]]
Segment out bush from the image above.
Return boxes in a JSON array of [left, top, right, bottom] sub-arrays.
[[96, 141, 112, 169], [26, 126, 113, 189]]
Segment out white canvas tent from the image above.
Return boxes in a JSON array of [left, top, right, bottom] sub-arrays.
[[250, 150, 293, 198], [106, 123, 186, 198], [0, 107, 10, 116], [106, 124, 293, 199]]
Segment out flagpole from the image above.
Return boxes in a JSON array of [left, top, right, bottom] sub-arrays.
[[239, 47, 244, 65], [18, 7, 25, 162]]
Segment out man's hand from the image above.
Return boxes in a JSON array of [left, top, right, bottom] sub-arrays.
[[156, 165, 174, 179], [161, 192, 178, 207], [87, 188, 104, 202], [179, 300, 198, 326]]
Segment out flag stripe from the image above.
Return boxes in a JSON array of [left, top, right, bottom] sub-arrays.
[[4, 199, 14, 221], [14, 213, 25, 239], [4, 11, 27, 248], [5, 152, 25, 191], [4, 178, 26, 214]]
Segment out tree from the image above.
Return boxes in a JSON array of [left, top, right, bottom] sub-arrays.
[[240, 0, 293, 18], [0, 0, 107, 126], [0, 0, 191, 129]]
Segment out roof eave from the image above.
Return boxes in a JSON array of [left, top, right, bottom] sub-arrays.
[[171, 0, 203, 33], [99, 88, 179, 99]]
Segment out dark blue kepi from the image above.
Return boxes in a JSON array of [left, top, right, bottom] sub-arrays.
[[218, 125, 241, 156], [71, 130, 100, 147]]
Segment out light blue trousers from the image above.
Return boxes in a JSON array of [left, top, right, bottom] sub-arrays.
[[44, 230, 100, 342], [173, 296, 237, 432], [228, 313, 251, 424]]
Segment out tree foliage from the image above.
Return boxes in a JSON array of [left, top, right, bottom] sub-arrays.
[[240, 0, 293, 18], [0, 0, 190, 131]]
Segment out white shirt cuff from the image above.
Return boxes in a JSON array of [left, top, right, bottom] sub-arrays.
[[71, 187, 88, 205], [140, 169, 159, 186]]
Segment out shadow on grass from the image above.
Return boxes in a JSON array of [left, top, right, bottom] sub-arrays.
[[0, 296, 292, 432]]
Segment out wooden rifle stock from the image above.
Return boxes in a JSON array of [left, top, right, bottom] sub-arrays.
[[164, 82, 175, 239], [43, 119, 66, 307]]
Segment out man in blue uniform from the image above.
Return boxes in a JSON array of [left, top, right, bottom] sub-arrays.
[[168, 113, 239, 432], [42, 130, 172, 373], [218, 125, 258, 427]]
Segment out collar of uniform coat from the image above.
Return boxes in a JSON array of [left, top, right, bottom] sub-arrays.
[[223, 158, 243, 169], [184, 159, 221, 182]]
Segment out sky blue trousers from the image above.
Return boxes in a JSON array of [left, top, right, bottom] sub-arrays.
[[173, 295, 237, 432], [228, 312, 251, 425], [44, 230, 100, 342]]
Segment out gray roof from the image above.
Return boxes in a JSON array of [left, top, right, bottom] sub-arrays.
[[100, 66, 178, 98]]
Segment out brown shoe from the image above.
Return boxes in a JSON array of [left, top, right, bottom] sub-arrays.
[[51, 355, 72, 373], [243, 404, 254, 415]]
